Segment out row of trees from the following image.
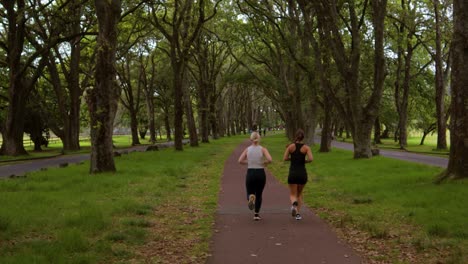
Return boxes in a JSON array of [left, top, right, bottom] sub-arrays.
[[0, 0, 466, 179], [232, 0, 466, 180], [0, 0, 281, 170]]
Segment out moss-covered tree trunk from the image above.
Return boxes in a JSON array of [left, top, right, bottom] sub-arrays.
[[87, 0, 121, 173]]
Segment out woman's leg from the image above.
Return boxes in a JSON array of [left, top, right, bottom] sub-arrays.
[[289, 184, 298, 204], [296, 184, 306, 212], [254, 170, 266, 213], [245, 170, 255, 201]]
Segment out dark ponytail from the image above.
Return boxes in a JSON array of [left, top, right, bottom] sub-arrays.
[[294, 129, 305, 143]]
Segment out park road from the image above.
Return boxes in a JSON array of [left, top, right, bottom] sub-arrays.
[[207, 140, 361, 264], [330, 139, 448, 168]]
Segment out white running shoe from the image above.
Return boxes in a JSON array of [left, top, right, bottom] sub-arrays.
[[295, 214, 302, 220]]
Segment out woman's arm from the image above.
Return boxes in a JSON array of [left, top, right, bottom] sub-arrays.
[[238, 148, 248, 164]]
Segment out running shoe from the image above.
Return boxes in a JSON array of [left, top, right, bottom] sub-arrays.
[[253, 214, 262, 221], [295, 214, 302, 220], [248, 194, 256, 210], [291, 205, 297, 217]]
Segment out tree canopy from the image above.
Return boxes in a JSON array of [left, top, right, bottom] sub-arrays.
[[0, 0, 465, 179]]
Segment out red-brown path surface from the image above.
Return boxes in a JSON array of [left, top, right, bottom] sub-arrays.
[[207, 141, 362, 264]]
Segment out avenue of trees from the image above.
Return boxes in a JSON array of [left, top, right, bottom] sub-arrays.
[[0, 0, 466, 180]]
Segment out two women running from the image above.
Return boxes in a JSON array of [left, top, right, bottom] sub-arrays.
[[238, 129, 313, 221]]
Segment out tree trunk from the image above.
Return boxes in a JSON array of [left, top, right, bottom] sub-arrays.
[[130, 110, 140, 146], [87, 0, 121, 173], [144, 55, 157, 143], [370, 0, 387, 148], [313, 21, 332, 152], [119, 57, 141, 146], [48, 45, 82, 152], [420, 123, 436, 145], [398, 39, 413, 149], [47, 54, 70, 148], [398, 106, 408, 149], [374, 117, 382, 144], [353, 122, 374, 158], [183, 75, 199, 147], [1, 1, 29, 156], [304, 79, 318, 146], [164, 109, 172, 141], [420, 133, 428, 146], [433, 0, 448, 150], [320, 99, 333, 152], [2, 86, 28, 156], [148, 110, 156, 143], [209, 91, 219, 139], [199, 84, 210, 143], [67, 1, 83, 151], [172, 61, 185, 150], [145, 94, 156, 143], [437, 0, 468, 181]]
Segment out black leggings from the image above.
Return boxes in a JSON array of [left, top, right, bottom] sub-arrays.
[[245, 168, 266, 213]]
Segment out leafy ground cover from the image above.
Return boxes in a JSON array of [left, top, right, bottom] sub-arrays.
[[266, 134, 467, 264], [0, 135, 244, 263]]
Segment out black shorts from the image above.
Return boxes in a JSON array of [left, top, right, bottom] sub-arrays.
[[288, 168, 308, 185]]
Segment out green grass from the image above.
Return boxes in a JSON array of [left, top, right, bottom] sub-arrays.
[[376, 134, 449, 156], [0, 135, 168, 163], [1, 132, 465, 263], [336, 134, 450, 157], [0, 134, 244, 263], [266, 134, 467, 263]]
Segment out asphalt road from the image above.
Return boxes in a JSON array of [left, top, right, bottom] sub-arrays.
[[330, 140, 448, 168], [0, 141, 187, 179]]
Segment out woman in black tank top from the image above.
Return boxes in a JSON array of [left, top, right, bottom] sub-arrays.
[[283, 129, 313, 220]]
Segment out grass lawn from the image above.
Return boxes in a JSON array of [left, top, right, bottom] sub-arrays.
[[377, 134, 449, 157], [0, 135, 245, 263], [266, 134, 467, 263], [1, 132, 466, 263], [337, 134, 450, 157], [0, 135, 165, 163]]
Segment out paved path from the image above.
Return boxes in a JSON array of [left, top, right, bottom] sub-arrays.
[[330, 140, 448, 168], [207, 141, 361, 264]]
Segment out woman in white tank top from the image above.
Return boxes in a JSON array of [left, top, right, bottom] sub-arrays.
[[238, 131, 272, 220]]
